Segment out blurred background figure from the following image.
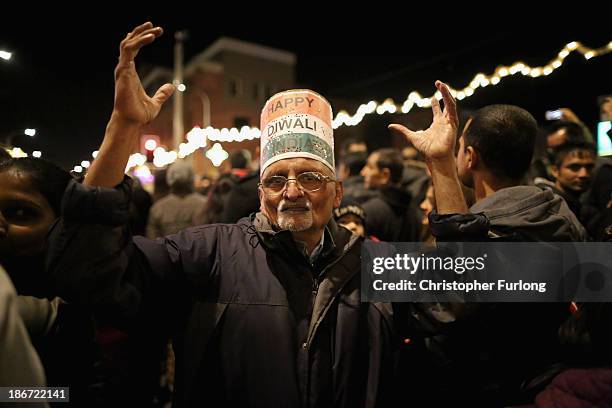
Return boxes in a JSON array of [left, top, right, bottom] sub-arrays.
[[333, 199, 367, 238], [226, 149, 252, 179], [337, 151, 377, 204], [419, 183, 436, 244], [340, 137, 368, 157], [400, 146, 429, 208], [218, 150, 260, 223], [588, 98, 612, 213], [520, 303, 612, 407], [530, 108, 592, 183], [360, 148, 420, 242], [195, 175, 213, 196], [195, 149, 258, 225], [147, 160, 206, 238], [536, 141, 598, 230]]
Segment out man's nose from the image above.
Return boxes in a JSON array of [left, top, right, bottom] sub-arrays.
[[284, 179, 304, 200], [577, 167, 590, 178]]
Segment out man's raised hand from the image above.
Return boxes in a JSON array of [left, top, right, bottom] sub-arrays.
[[113, 22, 175, 125], [388, 81, 459, 162]]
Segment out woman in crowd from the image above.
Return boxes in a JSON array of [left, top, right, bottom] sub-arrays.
[[0, 157, 103, 406]]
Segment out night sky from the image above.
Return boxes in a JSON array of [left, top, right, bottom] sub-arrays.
[[1, 11, 610, 169]]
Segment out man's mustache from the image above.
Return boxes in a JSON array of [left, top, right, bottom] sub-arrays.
[[278, 199, 312, 212]]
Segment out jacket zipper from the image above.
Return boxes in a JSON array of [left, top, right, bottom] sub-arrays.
[[303, 235, 360, 350]]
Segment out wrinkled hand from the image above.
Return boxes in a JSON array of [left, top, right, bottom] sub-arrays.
[[113, 22, 175, 125], [388, 81, 459, 162]]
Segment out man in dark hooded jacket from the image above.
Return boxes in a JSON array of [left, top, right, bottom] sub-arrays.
[[390, 102, 587, 406]]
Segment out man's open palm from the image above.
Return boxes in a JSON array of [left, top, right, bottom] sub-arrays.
[[113, 22, 175, 125], [389, 81, 459, 161]]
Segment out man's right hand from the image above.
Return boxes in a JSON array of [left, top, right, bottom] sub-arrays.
[[388, 80, 459, 163], [388, 81, 467, 214], [113, 22, 175, 126]]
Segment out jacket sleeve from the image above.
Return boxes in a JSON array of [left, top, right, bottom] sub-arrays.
[[47, 177, 216, 333], [0, 268, 48, 393], [428, 211, 491, 241]]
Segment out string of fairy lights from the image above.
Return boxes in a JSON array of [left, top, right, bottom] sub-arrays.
[[5, 39, 611, 173]]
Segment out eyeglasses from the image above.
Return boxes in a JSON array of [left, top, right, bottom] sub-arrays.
[[259, 172, 335, 196]]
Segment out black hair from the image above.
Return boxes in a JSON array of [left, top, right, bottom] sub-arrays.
[[464, 104, 537, 181], [545, 120, 587, 142], [340, 137, 367, 156], [340, 152, 367, 177], [373, 148, 404, 184], [553, 140, 597, 167], [0, 157, 72, 216], [229, 150, 250, 169]]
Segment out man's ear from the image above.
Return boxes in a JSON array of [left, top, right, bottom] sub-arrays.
[[339, 164, 349, 180], [381, 168, 391, 185], [258, 186, 265, 211], [334, 181, 344, 208], [551, 165, 560, 180], [466, 146, 478, 170]]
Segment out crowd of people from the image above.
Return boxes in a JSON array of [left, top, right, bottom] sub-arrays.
[[1, 22, 611, 407]]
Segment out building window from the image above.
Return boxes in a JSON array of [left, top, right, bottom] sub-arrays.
[[253, 83, 269, 101], [234, 117, 250, 128], [229, 78, 243, 97], [264, 84, 274, 100]]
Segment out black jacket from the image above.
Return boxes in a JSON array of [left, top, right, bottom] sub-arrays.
[[430, 185, 586, 242], [48, 178, 398, 408], [400, 185, 586, 406], [219, 170, 260, 224], [341, 176, 378, 205], [588, 159, 612, 210], [362, 186, 420, 242]]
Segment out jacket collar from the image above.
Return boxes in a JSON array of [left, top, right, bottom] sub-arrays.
[[248, 212, 363, 349], [251, 212, 340, 261]]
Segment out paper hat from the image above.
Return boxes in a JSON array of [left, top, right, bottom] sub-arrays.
[[260, 89, 334, 174]]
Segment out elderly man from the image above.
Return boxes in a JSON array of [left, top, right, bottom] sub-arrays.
[[49, 23, 406, 407]]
